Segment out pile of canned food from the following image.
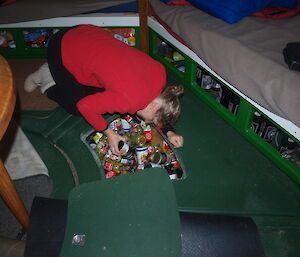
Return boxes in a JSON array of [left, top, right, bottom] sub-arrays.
[[86, 114, 183, 179]]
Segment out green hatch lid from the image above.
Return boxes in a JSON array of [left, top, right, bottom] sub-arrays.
[[59, 168, 182, 257]]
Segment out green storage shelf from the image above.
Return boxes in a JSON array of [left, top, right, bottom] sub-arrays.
[[149, 28, 300, 186]]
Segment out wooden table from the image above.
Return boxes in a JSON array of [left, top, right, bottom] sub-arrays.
[[0, 55, 29, 230]]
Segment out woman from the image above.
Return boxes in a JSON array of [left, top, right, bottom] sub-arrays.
[[25, 24, 184, 155]]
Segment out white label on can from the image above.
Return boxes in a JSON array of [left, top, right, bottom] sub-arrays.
[[135, 147, 148, 165]]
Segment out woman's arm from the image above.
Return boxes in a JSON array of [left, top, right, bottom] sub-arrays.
[[103, 127, 127, 155], [161, 125, 184, 148]]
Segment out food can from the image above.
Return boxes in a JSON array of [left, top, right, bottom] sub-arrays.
[[130, 133, 147, 147], [118, 140, 129, 154], [135, 146, 148, 165], [110, 118, 123, 130], [150, 152, 168, 165], [144, 131, 153, 142], [92, 132, 103, 144], [104, 161, 113, 171], [118, 140, 135, 159], [121, 119, 131, 132], [169, 172, 178, 180], [106, 170, 117, 178], [112, 162, 121, 174], [147, 145, 155, 154], [120, 158, 134, 166], [171, 160, 180, 169], [163, 140, 171, 151], [137, 164, 145, 170], [144, 163, 162, 169], [136, 134, 147, 147]]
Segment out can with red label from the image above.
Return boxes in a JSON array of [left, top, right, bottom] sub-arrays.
[[106, 170, 117, 178], [144, 131, 153, 142], [104, 160, 113, 171], [171, 160, 180, 169], [163, 140, 171, 151], [147, 145, 155, 154]]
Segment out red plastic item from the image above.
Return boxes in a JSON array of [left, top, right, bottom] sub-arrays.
[[253, 0, 300, 19], [166, 0, 191, 5]]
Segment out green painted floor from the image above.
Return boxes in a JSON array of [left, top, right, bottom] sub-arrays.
[[19, 74, 300, 257], [20, 108, 101, 199]]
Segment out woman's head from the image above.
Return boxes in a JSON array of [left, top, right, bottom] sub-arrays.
[[137, 85, 184, 127]]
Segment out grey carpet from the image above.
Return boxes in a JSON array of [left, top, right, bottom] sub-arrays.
[[0, 175, 53, 240]]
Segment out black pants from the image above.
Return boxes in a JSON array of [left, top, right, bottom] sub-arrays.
[[46, 28, 103, 115]]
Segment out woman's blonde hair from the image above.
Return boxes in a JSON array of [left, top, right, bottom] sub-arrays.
[[156, 85, 184, 127]]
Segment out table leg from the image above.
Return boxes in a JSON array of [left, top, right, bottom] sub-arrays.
[[0, 159, 29, 230]]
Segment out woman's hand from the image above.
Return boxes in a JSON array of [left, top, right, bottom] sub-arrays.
[[166, 131, 184, 148], [103, 128, 127, 155]]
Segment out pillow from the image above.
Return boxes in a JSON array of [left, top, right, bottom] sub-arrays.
[[160, 0, 191, 5], [187, 0, 297, 24]]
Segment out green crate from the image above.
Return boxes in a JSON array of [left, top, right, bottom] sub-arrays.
[[149, 28, 300, 186]]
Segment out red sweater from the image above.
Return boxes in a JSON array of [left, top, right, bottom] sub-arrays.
[[61, 25, 166, 131]]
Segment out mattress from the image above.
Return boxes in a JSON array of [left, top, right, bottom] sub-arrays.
[[150, 0, 300, 128], [0, 0, 136, 24]]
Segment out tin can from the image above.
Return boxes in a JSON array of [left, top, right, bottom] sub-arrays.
[[163, 140, 171, 151], [124, 114, 133, 123], [95, 146, 108, 158], [112, 162, 121, 174], [137, 164, 145, 170], [124, 115, 139, 127], [92, 132, 104, 144], [165, 165, 183, 179], [118, 140, 135, 159], [136, 134, 147, 147], [144, 128, 153, 142], [149, 152, 169, 165], [144, 163, 163, 169], [121, 119, 131, 132], [135, 146, 148, 165], [109, 118, 122, 131], [171, 160, 180, 169], [150, 152, 161, 164], [106, 170, 117, 178], [147, 145, 155, 154], [118, 140, 129, 154], [104, 160, 113, 171], [120, 158, 134, 166], [169, 172, 178, 180], [130, 133, 147, 147]]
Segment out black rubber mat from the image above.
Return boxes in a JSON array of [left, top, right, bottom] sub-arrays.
[[24, 197, 68, 257], [180, 212, 265, 257]]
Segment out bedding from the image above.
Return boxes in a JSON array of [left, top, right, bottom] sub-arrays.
[[150, 0, 300, 128], [0, 0, 136, 24], [187, 0, 297, 23]]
